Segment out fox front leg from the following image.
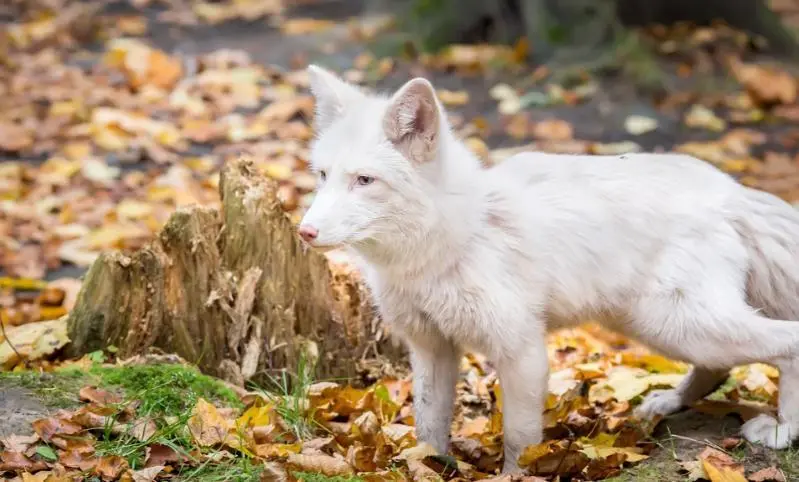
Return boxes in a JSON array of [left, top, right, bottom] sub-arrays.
[[406, 331, 460, 454]]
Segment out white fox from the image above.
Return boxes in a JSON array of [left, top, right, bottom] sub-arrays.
[[297, 65, 799, 473]]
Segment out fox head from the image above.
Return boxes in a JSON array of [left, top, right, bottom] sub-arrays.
[[298, 65, 458, 261]]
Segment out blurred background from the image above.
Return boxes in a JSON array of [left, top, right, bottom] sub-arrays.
[[2, 0, 799, 285]]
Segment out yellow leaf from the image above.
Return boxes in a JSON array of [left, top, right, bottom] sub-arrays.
[[702, 458, 747, 482], [699, 447, 747, 482], [437, 89, 470, 106], [0, 278, 48, 290], [88, 224, 150, 249], [518, 440, 558, 467], [260, 162, 293, 181], [236, 404, 273, 430], [255, 443, 301, 459], [590, 367, 684, 403], [619, 353, 689, 374]]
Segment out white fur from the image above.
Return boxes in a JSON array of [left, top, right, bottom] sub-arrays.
[[300, 66, 799, 473]]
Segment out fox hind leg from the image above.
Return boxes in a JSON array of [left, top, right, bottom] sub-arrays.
[[635, 367, 729, 419]]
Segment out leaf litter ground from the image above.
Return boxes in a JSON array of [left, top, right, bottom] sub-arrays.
[[4, 0, 799, 480]]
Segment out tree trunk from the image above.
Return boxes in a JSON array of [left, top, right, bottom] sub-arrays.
[[65, 157, 407, 387]]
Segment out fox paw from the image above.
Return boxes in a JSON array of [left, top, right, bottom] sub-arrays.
[[741, 414, 795, 449], [634, 389, 683, 419]]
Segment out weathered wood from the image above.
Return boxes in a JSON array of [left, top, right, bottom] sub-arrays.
[[66, 157, 407, 386]]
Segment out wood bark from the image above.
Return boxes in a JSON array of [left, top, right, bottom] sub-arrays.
[[65, 157, 407, 386]]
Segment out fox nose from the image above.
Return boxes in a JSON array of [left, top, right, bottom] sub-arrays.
[[298, 225, 318, 243]]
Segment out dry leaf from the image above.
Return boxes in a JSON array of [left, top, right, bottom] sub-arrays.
[[748, 466, 786, 482], [130, 465, 164, 482], [187, 398, 233, 447], [286, 453, 354, 476], [624, 115, 659, 135], [532, 119, 573, 141], [699, 447, 746, 482], [0, 318, 70, 367]]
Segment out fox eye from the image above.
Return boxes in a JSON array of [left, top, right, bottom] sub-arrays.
[[319, 170, 327, 182], [356, 175, 375, 186]]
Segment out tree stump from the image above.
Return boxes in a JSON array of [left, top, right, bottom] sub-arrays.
[[65, 157, 407, 386]]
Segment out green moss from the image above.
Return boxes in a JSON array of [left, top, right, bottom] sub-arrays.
[[90, 363, 242, 416], [604, 464, 670, 482]]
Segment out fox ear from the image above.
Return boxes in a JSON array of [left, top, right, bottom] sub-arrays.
[[383, 78, 441, 164], [307, 64, 364, 130]]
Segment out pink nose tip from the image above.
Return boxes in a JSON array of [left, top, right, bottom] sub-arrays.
[[298, 225, 318, 243]]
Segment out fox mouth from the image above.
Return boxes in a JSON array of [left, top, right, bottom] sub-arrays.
[[300, 240, 340, 253]]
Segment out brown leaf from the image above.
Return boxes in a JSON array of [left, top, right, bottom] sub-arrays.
[[59, 447, 98, 471], [731, 61, 797, 105], [0, 451, 48, 472], [79, 386, 122, 405], [32, 416, 83, 442], [407, 459, 444, 482], [94, 455, 129, 481], [144, 443, 188, 467], [531, 119, 573, 141], [259, 461, 289, 482], [720, 437, 742, 450], [748, 466, 786, 482]]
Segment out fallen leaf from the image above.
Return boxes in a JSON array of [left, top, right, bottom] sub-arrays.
[[624, 115, 659, 135], [79, 386, 122, 405], [130, 465, 164, 482], [31, 416, 82, 442], [532, 119, 573, 141], [187, 398, 233, 447], [144, 444, 187, 467], [685, 105, 727, 132], [280, 18, 335, 35], [437, 90, 470, 106], [0, 451, 48, 472], [699, 447, 746, 482], [95, 455, 129, 481], [749, 466, 786, 482], [286, 453, 354, 476], [680, 459, 708, 481], [1, 435, 39, 453], [731, 61, 797, 105]]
